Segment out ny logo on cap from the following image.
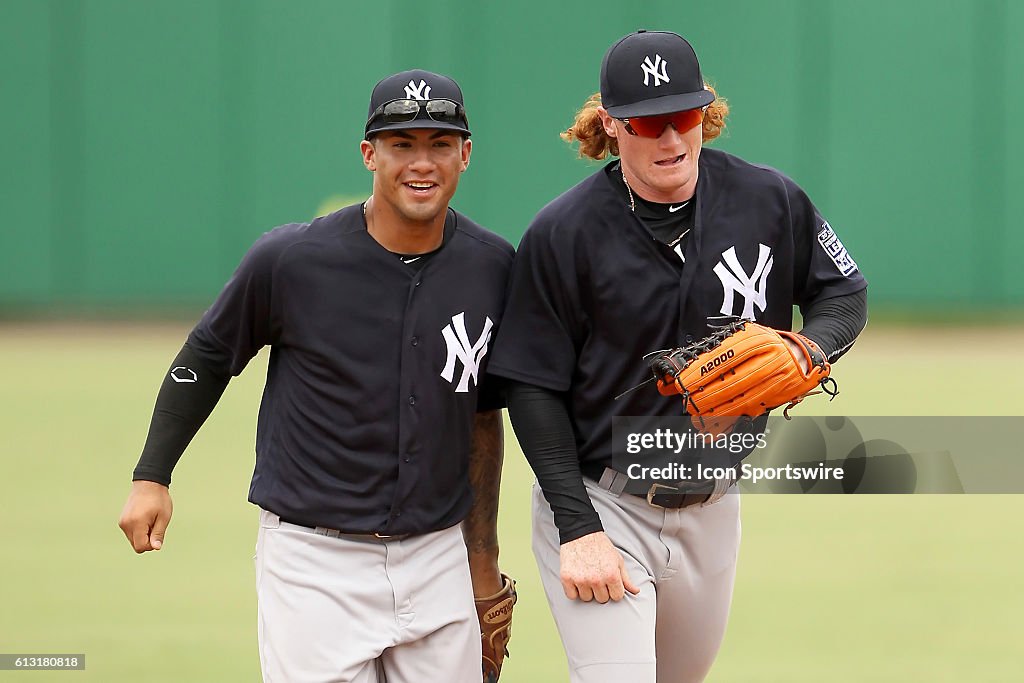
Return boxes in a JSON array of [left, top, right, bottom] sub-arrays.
[[404, 79, 432, 100], [641, 54, 670, 87]]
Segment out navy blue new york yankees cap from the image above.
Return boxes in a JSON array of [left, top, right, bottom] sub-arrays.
[[365, 69, 471, 138], [600, 30, 715, 119]]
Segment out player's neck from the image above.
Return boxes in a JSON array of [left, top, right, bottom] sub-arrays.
[[622, 166, 698, 205], [363, 198, 446, 255]]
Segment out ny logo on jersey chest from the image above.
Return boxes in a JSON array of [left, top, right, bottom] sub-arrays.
[[713, 244, 773, 320], [440, 312, 493, 393]]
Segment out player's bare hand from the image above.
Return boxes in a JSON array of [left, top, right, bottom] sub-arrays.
[[559, 531, 640, 603], [118, 480, 173, 553], [783, 337, 811, 373]]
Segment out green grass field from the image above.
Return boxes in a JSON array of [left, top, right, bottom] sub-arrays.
[[1, 322, 1022, 682]]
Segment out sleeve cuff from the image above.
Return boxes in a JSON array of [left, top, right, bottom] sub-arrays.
[[556, 516, 605, 545]]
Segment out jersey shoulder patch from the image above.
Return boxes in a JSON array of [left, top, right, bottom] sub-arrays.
[[815, 220, 859, 276]]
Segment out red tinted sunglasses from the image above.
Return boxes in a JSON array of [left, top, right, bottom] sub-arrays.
[[618, 108, 705, 138]]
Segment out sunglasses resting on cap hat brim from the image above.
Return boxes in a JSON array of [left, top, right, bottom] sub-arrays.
[[364, 69, 471, 138]]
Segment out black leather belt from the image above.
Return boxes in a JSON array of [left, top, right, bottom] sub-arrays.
[[278, 516, 411, 541], [595, 467, 717, 509]]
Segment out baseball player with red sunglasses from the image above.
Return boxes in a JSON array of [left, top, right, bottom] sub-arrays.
[[488, 30, 867, 682]]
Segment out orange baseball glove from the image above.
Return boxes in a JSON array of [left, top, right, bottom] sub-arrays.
[[648, 319, 837, 435]]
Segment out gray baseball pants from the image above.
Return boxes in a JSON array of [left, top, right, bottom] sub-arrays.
[[255, 509, 481, 683], [532, 479, 741, 683]]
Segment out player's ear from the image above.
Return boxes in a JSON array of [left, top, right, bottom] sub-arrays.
[[596, 107, 618, 138], [460, 137, 472, 171], [360, 139, 377, 171]]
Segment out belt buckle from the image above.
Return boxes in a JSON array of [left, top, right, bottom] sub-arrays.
[[646, 483, 682, 509]]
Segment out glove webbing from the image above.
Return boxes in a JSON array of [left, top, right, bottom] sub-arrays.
[[648, 320, 749, 402], [674, 319, 748, 365]]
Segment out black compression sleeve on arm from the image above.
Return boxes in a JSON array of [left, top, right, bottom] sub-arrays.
[[504, 381, 604, 544], [132, 342, 231, 486], [799, 288, 868, 362]]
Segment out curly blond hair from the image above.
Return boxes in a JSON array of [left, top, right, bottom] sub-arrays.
[[561, 85, 728, 160]]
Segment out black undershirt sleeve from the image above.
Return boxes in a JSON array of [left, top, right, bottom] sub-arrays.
[[504, 381, 603, 545], [131, 342, 231, 486], [475, 373, 507, 412], [798, 288, 868, 362]]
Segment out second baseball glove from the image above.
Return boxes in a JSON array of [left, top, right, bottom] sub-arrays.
[[648, 319, 837, 435], [476, 573, 517, 683]]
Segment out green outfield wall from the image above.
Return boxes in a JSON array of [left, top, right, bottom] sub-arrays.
[[1, 0, 1020, 310]]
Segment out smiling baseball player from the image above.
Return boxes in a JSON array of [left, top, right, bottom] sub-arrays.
[[118, 69, 516, 683]]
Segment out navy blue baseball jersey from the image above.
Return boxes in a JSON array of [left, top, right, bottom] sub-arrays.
[[187, 204, 513, 535], [487, 148, 867, 474]]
